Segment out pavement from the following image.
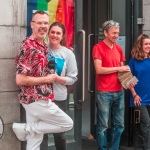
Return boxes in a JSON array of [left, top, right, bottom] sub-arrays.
[[82, 138, 135, 150]]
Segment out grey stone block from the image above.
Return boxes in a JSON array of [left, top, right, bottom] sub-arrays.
[[0, 92, 20, 124], [0, 59, 18, 91], [0, 124, 21, 150], [0, 26, 26, 58]]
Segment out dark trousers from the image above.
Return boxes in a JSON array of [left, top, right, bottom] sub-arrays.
[[134, 106, 150, 150], [40, 100, 67, 150]]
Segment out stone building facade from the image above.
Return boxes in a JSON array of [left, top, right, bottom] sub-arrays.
[[0, 0, 150, 150]]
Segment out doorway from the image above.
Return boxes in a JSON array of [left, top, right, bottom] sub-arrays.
[[81, 0, 134, 148]]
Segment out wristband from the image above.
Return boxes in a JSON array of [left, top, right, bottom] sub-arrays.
[[133, 94, 137, 100]]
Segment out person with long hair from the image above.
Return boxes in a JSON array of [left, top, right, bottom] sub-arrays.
[[41, 22, 78, 150], [12, 11, 73, 150], [128, 34, 150, 149]]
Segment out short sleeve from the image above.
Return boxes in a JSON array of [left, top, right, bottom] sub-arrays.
[[128, 58, 135, 75], [92, 44, 102, 60], [15, 48, 31, 74]]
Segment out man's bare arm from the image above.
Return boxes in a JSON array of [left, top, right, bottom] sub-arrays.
[[16, 73, 57, 86], [94, 59, 130, 75]]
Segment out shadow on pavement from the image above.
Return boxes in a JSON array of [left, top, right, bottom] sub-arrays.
[[82, 138, 134, 150]]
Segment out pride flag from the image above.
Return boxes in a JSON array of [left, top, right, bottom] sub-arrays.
[[27, 0, 74, 48]]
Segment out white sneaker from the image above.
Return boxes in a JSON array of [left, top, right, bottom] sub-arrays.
[[12, 123, 28, 141]]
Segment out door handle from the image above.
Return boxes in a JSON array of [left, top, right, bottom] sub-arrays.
[[88, 34, 98, 93], [79, 29, 85, 103]]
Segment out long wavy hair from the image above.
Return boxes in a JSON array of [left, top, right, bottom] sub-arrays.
[[48, 22, 66, 46], [131, 34, 150, 60]]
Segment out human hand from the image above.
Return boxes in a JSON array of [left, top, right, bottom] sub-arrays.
[[118, 65, 130, 72], [128, 82, 137, 90], [46, 74, 57, 83], [133, 95, 141, 107]]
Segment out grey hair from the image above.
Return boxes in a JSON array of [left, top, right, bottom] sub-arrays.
[[102, 20, 120, 32]]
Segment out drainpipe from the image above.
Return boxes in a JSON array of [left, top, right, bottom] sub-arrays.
[[133, 0, 144, 42]]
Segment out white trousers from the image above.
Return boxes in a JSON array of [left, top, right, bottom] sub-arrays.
[[22, 100, 73, 150]]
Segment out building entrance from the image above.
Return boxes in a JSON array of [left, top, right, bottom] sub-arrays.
[[26, 0, 134, 149], [81, 0, 134, 149]]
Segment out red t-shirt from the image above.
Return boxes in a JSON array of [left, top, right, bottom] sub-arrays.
[[92, 41, 125, 92], [15, 37, 54, 104]]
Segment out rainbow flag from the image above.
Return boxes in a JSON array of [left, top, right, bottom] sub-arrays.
[[27, 0, 74, 48]]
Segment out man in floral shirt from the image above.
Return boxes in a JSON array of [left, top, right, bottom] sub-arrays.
[[12, 10, 73, 150]]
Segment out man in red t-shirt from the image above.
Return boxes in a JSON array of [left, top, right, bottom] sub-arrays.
[[92, 20, 130, 150], [12, 10, 73, 150]]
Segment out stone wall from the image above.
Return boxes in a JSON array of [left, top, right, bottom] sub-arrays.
[[0, 0, 26, 149], [0, 0, 150, 150], [143, 0, 150, 35]]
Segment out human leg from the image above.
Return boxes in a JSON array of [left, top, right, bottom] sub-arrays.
[[40, 100, 67, 150], [12, 107, 44, 150], [13, 100, 73, 150], [134, 107, 144, 150], [135, 106, 150, 150], [40, 134, 48, 150], [53, 100, 67, 150], [96, 91, 111, 150], [109, 90, 124, 150], [53, 133, 66, 150], [22, 100, 73, 134], [26, 112, 44, 150]]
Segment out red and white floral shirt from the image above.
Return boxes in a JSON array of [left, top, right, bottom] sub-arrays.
[[15, 37, 54, 104]]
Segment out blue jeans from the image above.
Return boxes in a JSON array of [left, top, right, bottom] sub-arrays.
[[96, 90, 124, 150]]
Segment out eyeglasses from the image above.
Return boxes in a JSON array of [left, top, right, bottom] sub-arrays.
[[103, 21, 120, 30], [32, 21, 50, 26]]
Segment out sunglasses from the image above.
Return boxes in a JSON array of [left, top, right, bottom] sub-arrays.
[[103, 21, 120, 30]]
